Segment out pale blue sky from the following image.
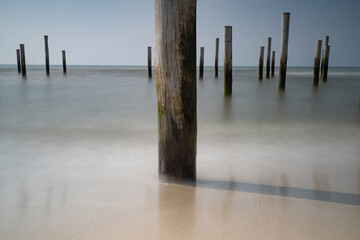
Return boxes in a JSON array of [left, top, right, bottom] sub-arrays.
[[0, 0, 359, 66]]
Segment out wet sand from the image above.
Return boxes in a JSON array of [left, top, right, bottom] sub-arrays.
[[0, 66, 359, 239]]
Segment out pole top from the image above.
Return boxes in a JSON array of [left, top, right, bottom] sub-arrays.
[[283, 12, 290, 15], [224, 26, 232, 29]]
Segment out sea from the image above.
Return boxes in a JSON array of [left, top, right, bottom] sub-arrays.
[[1, 65, 359, 239]]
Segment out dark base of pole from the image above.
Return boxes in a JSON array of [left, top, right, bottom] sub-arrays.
[[313, 67, 320, 86], [279, 65, 286, 90], [224, 73, 232, 95]]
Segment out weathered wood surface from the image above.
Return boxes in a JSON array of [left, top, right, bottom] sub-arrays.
[[278, 12, 290, 90], [271, 51, 275, 77], [215, 38, 219, 77], [259, 46, 264, 80], [148, 46, 152, 78], [224, 26, 232, 95], [155, 0, 197, 181], [44, 35, 50, 75], [62, 50, 67, 74], [313, 40, 322, 86], [16, 49, 21, 74], [199, 47, 204, 78], [20, 44, 26, 78], [266, 37, 271, 78]]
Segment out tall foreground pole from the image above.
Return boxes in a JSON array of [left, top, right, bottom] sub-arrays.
[[266, 37, 271, 78], [278, 12, 290, 90], [224, 26, 232, 95], [20, 44, 26, 78], [313, 40, 322, 86], [16, 49, 21, 74], [44, 35, 50, 75], [215, 38, 219, 77], [155, 0, 197, 181]]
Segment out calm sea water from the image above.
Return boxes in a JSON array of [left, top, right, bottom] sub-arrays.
[[0, 65, 359, 239]]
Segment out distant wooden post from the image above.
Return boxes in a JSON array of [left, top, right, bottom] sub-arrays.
[[278, 12, 290, 90], [16, 49, 21, 74], [320, 49, 324, 78], [313, 40, 322, 86], [321, 36, 329, 78], [44, 35, 50, 75], [62, 50, 67, 74], [155, 0, 197, 181], [148, 46, 152, 78], [215, 38, 219, 77], [20, 44, 26, 78], [259, 46, 264, 80], [199, 47, 204, 78], [322, 45, 330, 82], [224, 26, 232, 95], [266, 37, 271, 78], [271, 51, 275, 77]]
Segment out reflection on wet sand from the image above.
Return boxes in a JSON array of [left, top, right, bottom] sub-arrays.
[[158, 183, 196, 240], [222, 95, 233, 122], [313, 172, 330, 202]]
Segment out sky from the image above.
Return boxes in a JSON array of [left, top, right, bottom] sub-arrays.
[[0, 0, 359, 67]]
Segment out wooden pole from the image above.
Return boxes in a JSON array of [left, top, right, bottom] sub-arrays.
[[20, 44, 26, 78], [320, 49, 324, 78], [148, 46, 152, 78], [155, 0, 197, 181], [44, 35, 50, 75], [199, 47, 204, 78], [266, 37, 271, 78], [322, 45, 330, 82], [321, 36, 329, 78], [278, 12, 290, 90], [62, 50, 67, 74], [259, 46, 264, 80], [16, 49, 21, 74], [224, 26, 232, 95], [271, 51, 275, 77], [215, 38, 219, 77], [313, 40, 322, 86]]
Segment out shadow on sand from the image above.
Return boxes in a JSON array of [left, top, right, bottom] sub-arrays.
[[178, 179, 360, 206]]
